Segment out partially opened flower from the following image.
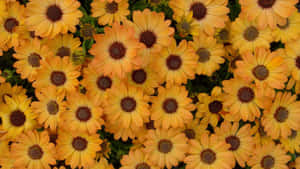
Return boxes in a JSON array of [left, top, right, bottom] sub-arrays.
[[262, 92, 300, 139], [91, 0, 129, 25], [280, 130, 300, 153], [0, 82, 26, 104], [251, 120, 274, 147], [56, 130, 102, 169], [169, 0, 229, 36], [151, 86, 195, 129], [184, 133, 235, 169], [120, 149, 160, 169], [13, 38, 52, 82], [11, 130, 56, 169], [240, 0, 298, 29], [215, 121, 255, 167], [248, 142, 290, 169], [152, 39, 197, 86], [90, 22, 143, 78], [33, 56, 80, 94], [144, 129, 189, 169], [189, 33, 225, 76], [182, 118, 209, 141], [25, 0, 82, 38], [175, 12, 200, 37], [230, 18, 273, 53]]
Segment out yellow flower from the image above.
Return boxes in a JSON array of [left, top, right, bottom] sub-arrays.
[[0, 82, 26, 105], [121, 149, 160, 169], [285, 39, 300, 80], [91, 158, 114, 169], [25, 0, 82, 38], [175, 12, 200, 37], [280, 130, 300, 153], [11, 130, 56, 169], [182, 118, 209, 141], [251, 120, 274, 147], [91, 0, 130, 25]]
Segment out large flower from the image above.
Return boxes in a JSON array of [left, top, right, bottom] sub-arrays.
[[25, 0, 82, 38]]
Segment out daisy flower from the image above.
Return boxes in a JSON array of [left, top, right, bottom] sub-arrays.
[[25, 0, 82, 38], [285, 39, 300, 80], [144, 129, 189, 169], [189, 32, 225, 76], [169, 0, 229, 36], [90, 22, 143, 78], [251, 120, 274, 147], [151, 86, 195, 129], [175, 12, 200, 37], [91, 0, 130, 25], [248, 142, 290, 169], [0, 82, 26, 104], [184, 133, 235, 169], [120, 149, 160, 169], [182, 118, 209, 141], [240, 0, 298, 29], [91, 158, 114, 169], [262, 92, 300, 139], [11, 130, 56, 169], [280, 130, 300, 153]]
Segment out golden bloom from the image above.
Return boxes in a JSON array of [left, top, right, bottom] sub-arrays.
[[121, 149, 160, 169]]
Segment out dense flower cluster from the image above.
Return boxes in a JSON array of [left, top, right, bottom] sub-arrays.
[[0, 0, 300, 169]]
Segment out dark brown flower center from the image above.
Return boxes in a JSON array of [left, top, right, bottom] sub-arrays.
[[190, 2, 207, 20], [72, 137, 88, 151], [158, 139, 173, 153], [289, 130, 297, 139], [28, 53, 41, 68], [197, 48, 210, 63], [180, 21, 191, 32], [76, 106, 92, 122], [244, 26, 259, 41], [252, 65, 269, 81], [184, 129, 196, 139], [139, 31, 157, 48], [166, 55, 182, 70], [277, 19, 290, 29], [225, 136, 240, 151], [10, 110, 26, 127], [274, 106, 289, 123], [28, 145, 43, 160], [258, 0, 276, 8], [47, 100, 59, 115], [208, 100, 223, 114], [163, 98, 178, 114], [261, 155, 275, 169], [295, 56, 300, 69], [56, 47, 71, 57], [237, 87, 255, 103], [219, 29, 229, 41], [4, 18, 19, 33], [121, 97, 136, 112], [105, 2, 118, 14], [136, 162, 151, 169], [109, 42, 126, 59], [201, 149, 216, 164], [132, 69, 147, 84], [50, 71, 66, 86], [145, 120, 155, 130], [46, 5, 63, 22], [97, 76, 112, 90]]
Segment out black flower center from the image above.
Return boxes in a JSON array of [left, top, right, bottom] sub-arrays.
[[252, 65, 269, 81], [166, 55, 182, 70], [132, 69, 147, 84], [4, 18, 19, 33], [208, 100, 223, 114], [136, 162, 151, 169], [139, 31, 157, 48], [237, 87, 255, 103], [158, 139, 173, 153], [274, 106, 289, 123], [76, 107, 92, 122], [226, 136, 240, 151], [10, 110, 26, 127], [46, 5, 63, 22], [56, 47, 71, 57], [258, 0, 276, 8], [47, 100, 59, 115], [121, 97, 136, 112], [197, 48, 210, 63], [261, 155, 275, 169], [163, 98, 178, 114], [201, 149, 216, 164], [28, 145, 44, 160], [190, 2, 207, 20], [50, 71, 66, 86], [295, 56, 300, 69], [244, 26, 259, 41], [28, 53, 41, 68], [97, 76, 112, 90], [72, 137, 88, 151], [106, 2, 118, 14], [109, 42, 126, 59], [184, 129, 196, 139]]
